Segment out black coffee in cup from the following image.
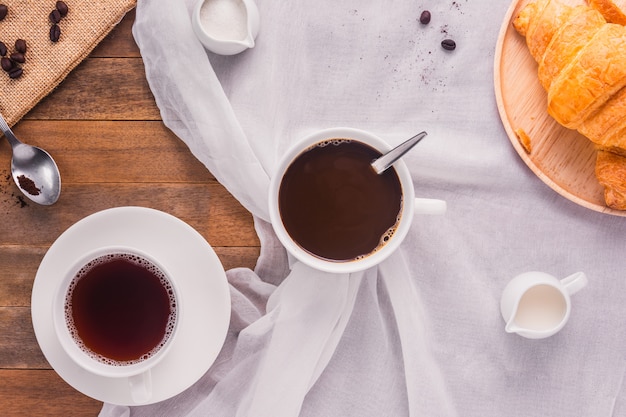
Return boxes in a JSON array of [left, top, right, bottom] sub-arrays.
[[64, 253, 177, 364], [278, 139, 403, 261]]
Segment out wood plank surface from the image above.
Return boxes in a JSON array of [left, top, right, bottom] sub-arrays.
[[0, 8, 260, 416], [25, 58, 159, 121], [0, 370, 103, 416]]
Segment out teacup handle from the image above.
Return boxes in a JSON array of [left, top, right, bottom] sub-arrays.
[[128, 369, 153, 404], [414, 198, 447, 215], [560, 272, 588, 296]]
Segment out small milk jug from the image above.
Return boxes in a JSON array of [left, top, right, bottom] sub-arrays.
[[500, 271, 588, 339], [192, 0, 260, 55]]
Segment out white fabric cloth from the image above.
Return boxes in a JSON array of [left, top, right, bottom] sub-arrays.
[[100, 0, 626, 416]]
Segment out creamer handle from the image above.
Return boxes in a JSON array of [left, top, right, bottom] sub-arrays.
[[560, 272, 588, 296]]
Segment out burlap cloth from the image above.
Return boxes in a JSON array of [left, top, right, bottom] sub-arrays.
[[0, 0, 136, 126]]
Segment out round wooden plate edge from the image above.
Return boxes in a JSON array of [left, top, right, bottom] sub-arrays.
[[493, 0, 626, 217]]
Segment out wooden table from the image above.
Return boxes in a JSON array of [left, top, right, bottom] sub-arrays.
[[0, 9, 260, 416]]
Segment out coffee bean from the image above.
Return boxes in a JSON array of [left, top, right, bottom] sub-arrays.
[[9, 67, 22, 79], [49, 9, 61, 24], [14, 39, 26, 54], [0, 4, 7, 21], [10, 52, 24, 64], [1, 57, 13, 72], [441, 39, 456, 51], [50, 24, 61, 42], [0, 42, 7, 57], [56, 1, 69, 17], [420, 10, 431, 25]]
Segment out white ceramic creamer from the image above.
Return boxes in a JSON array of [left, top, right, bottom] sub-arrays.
[[192, 0, 260, 55], [500, 271, 588, 339]]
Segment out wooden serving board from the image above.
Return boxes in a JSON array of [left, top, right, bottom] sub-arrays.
[[494, 0, 626, 216]]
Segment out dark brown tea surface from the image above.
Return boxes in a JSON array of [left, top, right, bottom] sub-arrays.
[[65, 254, 176, 364], [279, 139, 403, 261]]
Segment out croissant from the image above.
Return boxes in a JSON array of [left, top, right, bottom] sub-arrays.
[[514, 0, 626, 209], [596, 149, 626, 209], [588, 0, 626, 24]]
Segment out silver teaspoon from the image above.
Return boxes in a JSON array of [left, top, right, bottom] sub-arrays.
[[371, 131, 427, 174], [0, 113, 61, 205]]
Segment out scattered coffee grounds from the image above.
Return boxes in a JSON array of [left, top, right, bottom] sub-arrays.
[[417, 6, 458, 52], [16, 194, 27, 207], [441, 38, 456, 51], [17, 174, 40, 195], [0, 169, 29, 209], [0, 4, 7, 21]]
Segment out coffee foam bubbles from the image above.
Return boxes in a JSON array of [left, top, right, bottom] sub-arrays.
[[353, 196, 404, 262], [64, 252, 177, 367], [307, 138, 352, 151]]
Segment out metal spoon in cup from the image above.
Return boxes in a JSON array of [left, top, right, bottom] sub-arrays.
[[0, 112, 61, 205], [371, 131, 427, 174]]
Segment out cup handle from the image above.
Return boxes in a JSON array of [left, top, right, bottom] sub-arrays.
[[414, 198, 447, 215], [128, 369, 153, 404], [560, 272, 588, 296]]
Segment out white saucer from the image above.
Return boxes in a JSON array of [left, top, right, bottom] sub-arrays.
[[31, 207, 231, 406]]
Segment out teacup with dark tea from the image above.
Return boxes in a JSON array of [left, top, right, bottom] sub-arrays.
[[53, 246, 180, 403]]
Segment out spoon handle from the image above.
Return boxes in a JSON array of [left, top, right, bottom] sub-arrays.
[[371, 131, 427, 174], [0, 111, 20, 148]]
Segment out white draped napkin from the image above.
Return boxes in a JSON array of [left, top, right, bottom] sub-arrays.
[[100, 0, 626, 416]]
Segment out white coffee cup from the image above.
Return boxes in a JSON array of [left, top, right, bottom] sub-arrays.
[[268, 127, 446, 274], [52, 246, 180, 403]]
